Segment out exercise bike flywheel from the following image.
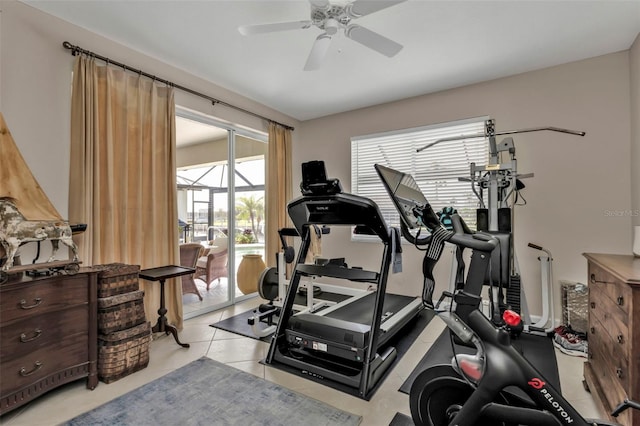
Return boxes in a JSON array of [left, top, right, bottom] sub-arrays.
[[410, 364, 510, 426]]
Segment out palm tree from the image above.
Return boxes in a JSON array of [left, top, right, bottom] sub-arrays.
[[235, 195, 264, 242]]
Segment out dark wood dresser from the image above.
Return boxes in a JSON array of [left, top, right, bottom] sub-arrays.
[[583, 253, 640, 426], [0, 270, 98, 415]]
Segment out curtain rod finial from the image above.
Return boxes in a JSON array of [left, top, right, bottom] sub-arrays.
[[63, 41, 80, 56]]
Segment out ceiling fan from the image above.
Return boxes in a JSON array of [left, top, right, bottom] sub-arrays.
[[238, 0, 407, 71]]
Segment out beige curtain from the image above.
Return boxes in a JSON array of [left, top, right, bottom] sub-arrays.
[[265, 122, 293, 268], [69, 56, 182, 328]]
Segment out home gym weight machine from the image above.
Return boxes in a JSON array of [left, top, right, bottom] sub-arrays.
[[417, 119, 585, 333]]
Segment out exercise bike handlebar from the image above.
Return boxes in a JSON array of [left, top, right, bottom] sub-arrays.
[[402, 203, 498, 253]]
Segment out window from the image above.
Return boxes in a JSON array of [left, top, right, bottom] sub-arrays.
[[351, 117, 489, 236]]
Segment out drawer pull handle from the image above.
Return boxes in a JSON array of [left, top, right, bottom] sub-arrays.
[[617, 296, 624, 306], [616, 368, 623, 379], [590, 302, 596, 309], [617, 334, 625, 344], [590, 327, 595, 334], [19, 298, 42, 310], [20, 328, 43, 342], [590, 274, 612, 284], [19, 361, 43, 376]]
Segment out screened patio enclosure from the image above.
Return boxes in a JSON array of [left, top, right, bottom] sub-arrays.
[[177, 158, 265, 245]]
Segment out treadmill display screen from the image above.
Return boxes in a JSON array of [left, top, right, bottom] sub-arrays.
[[375, 164, 428, 229]]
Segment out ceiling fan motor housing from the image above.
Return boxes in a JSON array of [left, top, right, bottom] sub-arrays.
[[311, 5, 352, 32]]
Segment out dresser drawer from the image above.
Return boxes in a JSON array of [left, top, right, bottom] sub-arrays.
[[588, 283, 629, 362], [588, 315, 629, 395], [589, 263, 633, 316], [0, 275, 89, 324], [0, 333, 88, 396], [0, 306, 88, 362]]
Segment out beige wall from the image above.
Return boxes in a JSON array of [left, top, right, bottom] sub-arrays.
[[296, 51, 634, 317], [631, 33, 640, 229], [0, 1, 297, 218]]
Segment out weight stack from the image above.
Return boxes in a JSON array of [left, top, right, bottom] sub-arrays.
[[506, 274, 522, 313]]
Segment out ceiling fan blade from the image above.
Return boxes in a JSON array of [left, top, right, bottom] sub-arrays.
[[345, 24, 403, 57], [304, 34, 332, 71], [238, 20, 312, 36], [309, 0, 330, 10], [347, 0, 407, 18]]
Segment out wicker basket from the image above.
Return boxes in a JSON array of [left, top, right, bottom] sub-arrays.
[[98, 321, 151, 383], [98, 290, 146, 334], [93, 263, 140, 298], [561, 281, 589, 334]]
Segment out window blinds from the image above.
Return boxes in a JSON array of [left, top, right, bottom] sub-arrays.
[[351, 117, 489, 232]]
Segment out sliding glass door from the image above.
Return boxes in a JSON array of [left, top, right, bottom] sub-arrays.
[[176, 108, 267, 319], [233, 135, 266, 298]]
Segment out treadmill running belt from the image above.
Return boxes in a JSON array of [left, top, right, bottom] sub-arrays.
[[399, 329, 560, 395], [326, 293, 416, 325]]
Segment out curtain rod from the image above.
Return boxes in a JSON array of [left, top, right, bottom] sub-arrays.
[[62, 41, 294, 131]]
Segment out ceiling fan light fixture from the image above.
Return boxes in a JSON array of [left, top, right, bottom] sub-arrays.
[[324, 18, 339, 35], [304, 34, 333, 71]]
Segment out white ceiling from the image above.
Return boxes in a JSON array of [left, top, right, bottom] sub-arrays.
[[24, 0, 640, 121], [175, 116, 228, 146]]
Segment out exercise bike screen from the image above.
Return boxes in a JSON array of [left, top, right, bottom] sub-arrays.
[[375, 164, 428, 230]]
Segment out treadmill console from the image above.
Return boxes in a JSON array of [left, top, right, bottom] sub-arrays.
[[300, 160, 343, 196], [290, 161, 390, 242]]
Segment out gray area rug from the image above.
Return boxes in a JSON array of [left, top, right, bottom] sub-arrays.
[[64, 357, 361, 426]]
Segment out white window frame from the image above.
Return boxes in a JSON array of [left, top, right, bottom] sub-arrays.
[[351, 116, 489, 241]]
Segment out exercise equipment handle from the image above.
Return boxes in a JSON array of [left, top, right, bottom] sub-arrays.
[[612, 399, 640, 417], [449, 232, 498, 253], [528, 242, 553, 258], [403, 203, 498, 253], [417, 125, 585, 152], [438, 311, 475, 344]]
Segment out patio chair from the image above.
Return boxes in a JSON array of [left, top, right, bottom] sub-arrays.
[[179, 243, 204, 300], [195, 248, 228, 289]]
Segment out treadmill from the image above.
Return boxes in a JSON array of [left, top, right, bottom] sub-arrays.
[[265, 161, 423, 399]]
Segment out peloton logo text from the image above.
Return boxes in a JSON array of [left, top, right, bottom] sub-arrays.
[[528, 379, 574, 424]]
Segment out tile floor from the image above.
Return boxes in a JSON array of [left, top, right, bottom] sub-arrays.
[[1, 298, 601, 426]]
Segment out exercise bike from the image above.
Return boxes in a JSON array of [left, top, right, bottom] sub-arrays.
[[374, 163, 636, 426]]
